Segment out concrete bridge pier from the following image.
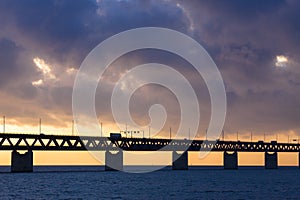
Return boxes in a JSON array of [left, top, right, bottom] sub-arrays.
[[172, 151, 188, 170], [105, 151, 123, 171], [224, 151, 238, 169], [265, 152, 278, 169], [299, 152, 300, 169], [11, 150, 33, 173]]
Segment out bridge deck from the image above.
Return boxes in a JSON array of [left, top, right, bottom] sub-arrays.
[[0, 133, 299, 152]]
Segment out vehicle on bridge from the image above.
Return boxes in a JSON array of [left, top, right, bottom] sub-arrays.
[[110, 133, 122, 139]]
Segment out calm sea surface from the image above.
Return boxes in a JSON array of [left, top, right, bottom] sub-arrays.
[[0, 166, 300, 200]]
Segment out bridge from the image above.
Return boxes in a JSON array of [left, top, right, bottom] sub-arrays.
[[1, 133, 300, 172]]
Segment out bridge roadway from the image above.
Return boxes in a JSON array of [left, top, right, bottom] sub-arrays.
[[1, 133, 300, 172], [1, 133, 299, 152]]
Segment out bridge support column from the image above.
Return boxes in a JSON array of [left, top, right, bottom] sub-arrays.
[[11, 150, 33, 173], [172, 151, 188, 170], [105, 151, 123, 171], [299, 152, 300, 169], [224, 151, 238, 169], [265, 152, 278, 169]]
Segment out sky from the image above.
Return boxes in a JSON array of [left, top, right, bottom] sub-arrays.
[[0, 0, 300, 166]]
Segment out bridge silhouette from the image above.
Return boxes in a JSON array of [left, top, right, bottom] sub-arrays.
[[1, 133, 299, 172]]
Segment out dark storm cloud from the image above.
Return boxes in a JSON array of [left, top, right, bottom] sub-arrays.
[[0, 0, 100, 67], [0, 0, 192, 127], [0, 38, 38, 99], [0, 38, 21, 86], [178, 0, 300, 133], [201, 0, 286, 17], [94, 49, 211, 135], [0, 0, 190, 68], [180, 0, 300, 59], [0, 0, 299, 135]]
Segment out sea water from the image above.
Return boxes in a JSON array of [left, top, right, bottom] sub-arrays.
[[0, 166, 300, 200]]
